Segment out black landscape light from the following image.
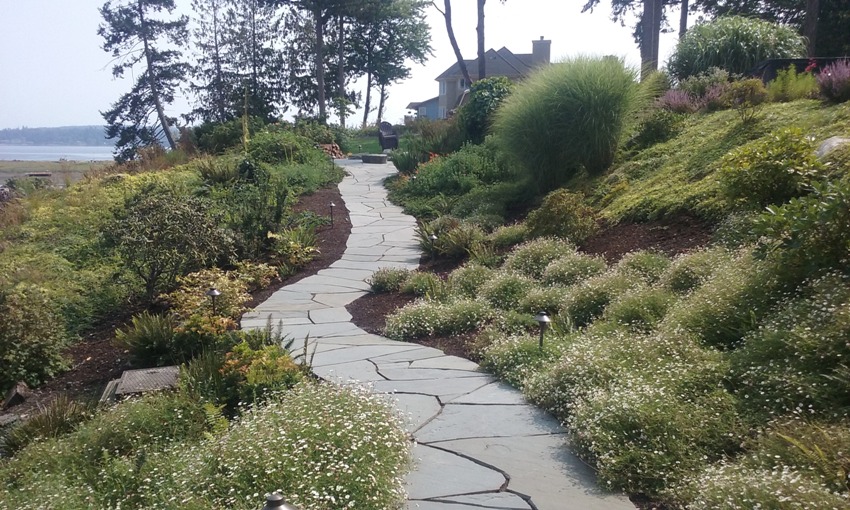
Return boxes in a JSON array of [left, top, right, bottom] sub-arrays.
[[330, 201, 336, 228], [262, 493, 302, 510], [206, 287, 221, 316], [534, 311, 551, 350]]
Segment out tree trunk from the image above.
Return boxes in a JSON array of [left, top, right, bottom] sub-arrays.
[[314, 5, 327, 120], [337, 13, 346, 127], [362, 69, 372, 129], [679, 0, 688, 39], [477, 0, 486, 80], [377, 82, 387, 123], [436, 0, 472, 85], [640, 0, 662, 78], [137, 0, 176, 150], [803, 0, 819, 57], [212, 0, 226, 122]]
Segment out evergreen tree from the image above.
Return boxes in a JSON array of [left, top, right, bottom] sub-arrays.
[[188, 0, 233, 123], [99, 0, 189, 161]]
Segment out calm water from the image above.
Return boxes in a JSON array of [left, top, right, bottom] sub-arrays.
[[0, 145, 113, 161]]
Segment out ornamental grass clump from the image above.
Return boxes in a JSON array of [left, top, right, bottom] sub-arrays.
[[494, 56, 645, 191], [559, 272, 642, 328], [603, 287, 676, 331], [479, 271, 538, 310], [447, 263, 496, 299], [613, 250, 671, 284], [660, 247, 733, 295], [503, 237, 576, 279]]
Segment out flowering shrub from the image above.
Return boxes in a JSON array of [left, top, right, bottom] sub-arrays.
[[503, 237, 575, 279], [518, 286, 571, 315], [479, 271, 537, 310], [613, 250, 671, 284], [401, 271, 446, 299], [487, 222, 528, 249], [219, 341, 304, 407], [656, 89, 700, 113], [560, 272, 641, 328], [542, 252, 608, 286], [368, 267, 412, 293], [447, 264, 495, 298], [660, 248, 732, 295], [603, 288, 675, 331], [480, 333, 567, 388], [817, 59, 850, 103], [384, 299, 492, 341]]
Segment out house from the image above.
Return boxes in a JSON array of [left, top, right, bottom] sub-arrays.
[[408, 37, 551, 120]]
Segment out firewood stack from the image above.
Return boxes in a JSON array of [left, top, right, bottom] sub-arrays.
[[318, 143, 346, 159]]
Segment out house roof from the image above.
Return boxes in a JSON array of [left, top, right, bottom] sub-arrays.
[[406, 96, 439, 110], [435, 47, 535, 81]]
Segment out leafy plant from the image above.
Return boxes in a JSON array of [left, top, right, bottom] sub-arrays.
[[667, 16, 806, 80], [268, 226, 319, 274], [767, 66, 819, 102], [660, 248, 732, 294], [480, 271, 537, 310], [162, 267, 251, 321], [447, 264, 496, 298], [656, 89, 700, 114], [723, 79, 768, 123], [719, 128, 823, 210], [603, 287, 675, 331], [220, 341, 304, 408], [525, 190, 598, 243], [457, 76, 514, 144], [114, 312, 185, 367]]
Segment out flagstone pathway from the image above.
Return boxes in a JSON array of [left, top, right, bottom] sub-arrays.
[[241, 159, 634, 510]]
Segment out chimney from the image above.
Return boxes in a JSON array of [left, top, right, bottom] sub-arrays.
[[532, 36, 551, 66]]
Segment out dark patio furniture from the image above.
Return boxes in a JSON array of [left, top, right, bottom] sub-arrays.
[[378, 121, 399, 151]]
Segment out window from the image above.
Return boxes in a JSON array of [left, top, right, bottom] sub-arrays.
[[459, 78, 466, 89], [439, 81, 446, 95], [419, 106, 427, 117], [438, 107, 446, 119]]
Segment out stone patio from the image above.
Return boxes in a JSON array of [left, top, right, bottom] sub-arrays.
[[241, 159, 634, 510]]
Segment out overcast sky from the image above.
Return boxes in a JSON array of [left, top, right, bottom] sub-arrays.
[[0, 0, 684, 130]]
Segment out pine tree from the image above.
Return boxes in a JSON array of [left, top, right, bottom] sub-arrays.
[[99, 0, 189, 161], [188, 0, 233, 123]]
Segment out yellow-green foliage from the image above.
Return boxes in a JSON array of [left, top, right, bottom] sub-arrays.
[[767, 66, 819, 102], [525, 190, 598, 242]]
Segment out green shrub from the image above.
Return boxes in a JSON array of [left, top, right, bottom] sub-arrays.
[[525, 190, 598, 242], [436, 223, 486, 259], [0, 284, 68, 392], [162, 267, 252, 321], [660, 248, 732, 294], [449, 181, 533, 219], [627, 108, 687, 151], [480, 333, 566, 388], [232, 261, 279, 292], [115, 312, 185, 367], [678, 67, 732, 98], [219, 341, 304, 408], [603, 287, 675, 331], [660, 250, 781, 349], [767, 66, 819, 102], [457, 76, 514, 144], [560, 272, 641, 328], [542, 252, 608, 286], [194, 117, 266, 154], [103, 187, 232, 300], [503, 237, 576, 279], [1, 395, 93, 456], [447, 264, 496, 299], [401, 271, 444, 297], [518, 286, 570, 315], [494, 56, 645, 191], [268, 226, 320, 274], [753, 179, 850, 276], [667, 16, 806, 80], [390, 148, 423, 175], [488, 223, 528, 249], [480, 272, 537, 310], [817, 59, 850, 103], [719, 128, 823, 210], [247, 130, 321, 165], [368, 267, 412, 293], [194, 155, 240, 185], [728, 273, 850, 419], [723, 79, 769, 123], [613, 250, 671, 284]]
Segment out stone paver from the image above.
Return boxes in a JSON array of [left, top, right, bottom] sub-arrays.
[[242, 159, 634, 510]]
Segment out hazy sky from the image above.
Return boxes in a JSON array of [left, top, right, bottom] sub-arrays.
[[0, 0, 684, 130]]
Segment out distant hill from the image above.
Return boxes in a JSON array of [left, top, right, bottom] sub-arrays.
[[0, 126, 111, 146]]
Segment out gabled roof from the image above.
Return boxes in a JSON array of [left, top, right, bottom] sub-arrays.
[[406, 96, 439, 110], [435, 47, 535, 81]]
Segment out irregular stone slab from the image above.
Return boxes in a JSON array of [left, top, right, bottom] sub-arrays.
[[417, 404, 562, 443], [388, 393, 443, 433], [312, 291, 366, 308], [378, 367, 485, 381], [430, 492, 533, 509], [319, 333, 401, 346], [299, 276, 371, 291], [240, 316, 312, 329], [436, 436, 634, 510], [410, 356, 480, 371], [372, 346, 447, 363], [313, 360, 384, 383], [308, 307, 352, 324], [406, 444, 506, 500], [448, 382, 529, 406], [311, 344, 423, 368], [285, 282, 366, 295], [317, 267, 375, 281], [372, 376, 495, 400], [279, 321, 364, 340]]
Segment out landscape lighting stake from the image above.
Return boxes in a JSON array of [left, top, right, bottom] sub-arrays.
[[262, 493, 302, 510], [330, 201, 336, 228], [206, 287, 221, 316], [535, 311, 551, 351]]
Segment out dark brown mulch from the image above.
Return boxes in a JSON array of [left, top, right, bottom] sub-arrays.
[[6, 186, 351, 417], [580, 214, 714, 263]]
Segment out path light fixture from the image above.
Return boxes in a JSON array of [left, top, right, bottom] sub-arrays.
[[534, 311, 551, 351], [206, 287, 221, 316], [262, 493, 302, 510], [330, 201, 336, 228]]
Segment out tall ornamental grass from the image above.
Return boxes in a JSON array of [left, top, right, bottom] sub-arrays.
[[667, 16, 806, 80], [493, 56, 646, 192]]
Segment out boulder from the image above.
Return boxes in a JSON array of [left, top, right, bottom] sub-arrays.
[[2, 382, 32, 410], [816, 136, 850, 160]]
